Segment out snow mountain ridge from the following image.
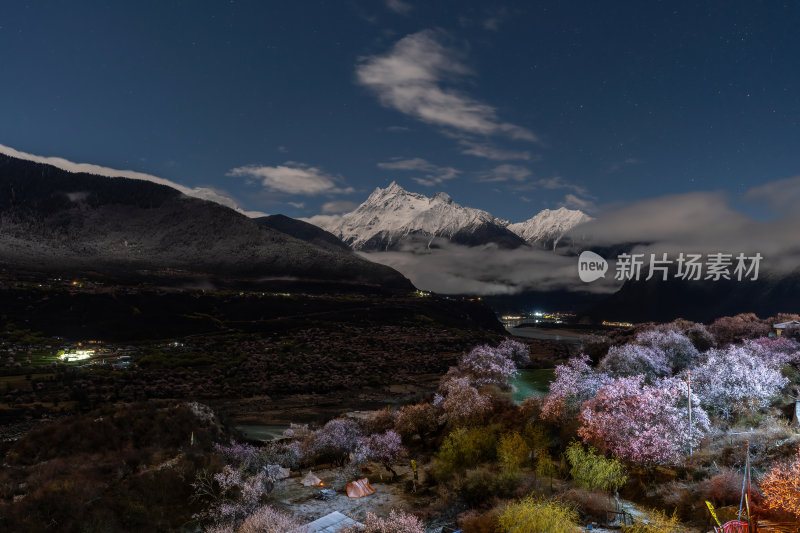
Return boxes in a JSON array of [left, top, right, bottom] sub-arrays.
[[311, 181, 591, 251]]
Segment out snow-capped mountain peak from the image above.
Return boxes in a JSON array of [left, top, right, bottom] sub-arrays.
[[507, 207, 591, 250], [309, 181, 590, 251], [316, 182, 523, 250]]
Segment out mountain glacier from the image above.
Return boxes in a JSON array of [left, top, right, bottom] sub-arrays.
[[507, 207, 592, 250], [310, 181, 590, 251]]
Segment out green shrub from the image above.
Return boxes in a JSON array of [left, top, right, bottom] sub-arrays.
[[433, 426, 498, 479], [497, 431, 531, 472], [497, 496, 580, 533], [452, 465, 520, 507], [523, 422, 550, 452], [565, 441, 627, 492], [621, 508, 685, 532]]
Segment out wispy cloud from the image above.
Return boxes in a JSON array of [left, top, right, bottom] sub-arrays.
[[377, 157, 459, 187], [508, 175, 588, 196], [483, 7, 508, 31], [478, 164, 531, 182], [457, 138, 532, 161], [356, 30, 537, 142], [742, 174, 800, 216], [385, 0, 413, 15], [287, 201, 305, 209], [609, 157, 641, 173], [0, 143, 249, 214], [303, 213, 343, 230], [561, 193, 595, 212], [535, 176, 588, 195], [321, 200, 357, 214], [228, 161, 354, 195]]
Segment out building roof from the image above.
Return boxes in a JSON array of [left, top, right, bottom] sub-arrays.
[[774, 320, 800, 328], [293, 511, 362, 533]]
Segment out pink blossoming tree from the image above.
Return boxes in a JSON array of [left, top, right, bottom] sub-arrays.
[[579, 375, 710, 464], [541, 355, 611, 421], [635, 329, 700, 371], [458, 344, 518, 388], [690, 344, 789, 419], [598, 343, 670, 380], [434, 376, 492, 425], [351, 429, 407, 480], [496, 339, 531, 368], [306, 418, 362, 466]]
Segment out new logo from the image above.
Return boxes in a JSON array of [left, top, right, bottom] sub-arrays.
[[578, 251, 608, 282]]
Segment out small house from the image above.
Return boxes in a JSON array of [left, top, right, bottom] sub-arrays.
[[773, 320, 800, 336]]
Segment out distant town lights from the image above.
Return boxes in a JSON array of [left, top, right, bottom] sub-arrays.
[[60, 349, 94, 361]]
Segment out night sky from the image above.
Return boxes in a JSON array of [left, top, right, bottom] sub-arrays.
[[1, 1, 798, 221]]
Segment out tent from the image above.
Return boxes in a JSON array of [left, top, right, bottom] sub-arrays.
[[301, 470, 323, 487], [346, 478, 376, 498]]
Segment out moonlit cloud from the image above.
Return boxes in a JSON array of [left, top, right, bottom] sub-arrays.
[[377, 157, 459, 186], [228, 161, 354, 195], [483, 8, 508, 31], [359, 240, 620, 295], [302, 213, 343, 229], [0, 143, 249, 214], [457, 139, 532, 161], [243, 209, 270, 218], [742, 175, 800, 216], [321, 200, 357, 214], [385, 0, 412, 15], [478, 164, 531, 182], [356, 30, 537, 142], [508, 175, 590, 199], [563, 189, 800, 276], [562, 193, 595, 212]]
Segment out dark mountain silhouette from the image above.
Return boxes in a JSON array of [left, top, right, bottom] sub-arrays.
[[254, 214, 350, 252], [586, 272, 800, 323], [0, 154, 411, 289]]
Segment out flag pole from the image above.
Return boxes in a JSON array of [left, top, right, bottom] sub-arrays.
[[687, 370, 693, 457]]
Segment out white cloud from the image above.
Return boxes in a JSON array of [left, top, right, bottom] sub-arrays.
[[385, 0, 413, 15], [356, 30, 537, 142], [561, 193, 595, 211], [742, 175, 800, 216], [321, 200, 357, 214], [359, 240, 620, 295], [302, 214, 343, 231], [508, 175, 589, 198], [377, 157, 459, 186], [228, 161, 354, 195], [560, 189, 800, 275], [0, 143, 249, 214], [287, 201, 305, 209], [458, 139, 532, 161], [479, 164, 531, 183]]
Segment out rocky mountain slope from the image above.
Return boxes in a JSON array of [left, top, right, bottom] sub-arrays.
[[254, 214, 350, 252], [0, 154, 411, 289]]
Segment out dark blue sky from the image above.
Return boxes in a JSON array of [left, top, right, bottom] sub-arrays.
[[1, 1, 798, 220]]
